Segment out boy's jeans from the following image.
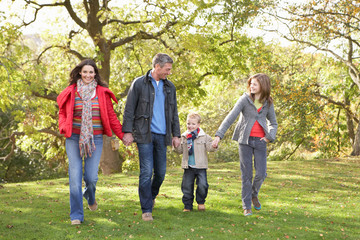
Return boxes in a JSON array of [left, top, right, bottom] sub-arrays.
[[137, 133, 167, 213], [181, 167, 208, 210], [66, 134, 103, 221], [239, 136, 267, 210]]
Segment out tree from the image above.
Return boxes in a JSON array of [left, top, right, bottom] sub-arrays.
[[262, 0, 360, 155]]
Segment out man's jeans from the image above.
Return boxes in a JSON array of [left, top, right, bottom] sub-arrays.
[[137, 133, 167, 213], [239, 136, 267, 210], [181, 167, 208, 210], [66, 134, 103, 221]]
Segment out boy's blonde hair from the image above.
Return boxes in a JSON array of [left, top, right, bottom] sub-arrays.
[[187, 112, 201, 124]]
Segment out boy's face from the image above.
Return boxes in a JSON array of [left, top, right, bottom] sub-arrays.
[[187, 118, 200, 132]]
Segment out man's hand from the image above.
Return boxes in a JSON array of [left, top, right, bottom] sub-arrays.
[[172, 137, 180, 148], [212, 136, 220, 148], [123, 133, 134, 146]]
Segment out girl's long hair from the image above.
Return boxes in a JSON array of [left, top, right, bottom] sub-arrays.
[[69, 59, 108, 87], [247, 73, 273, 105]]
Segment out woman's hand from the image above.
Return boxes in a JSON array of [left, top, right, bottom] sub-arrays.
[[260, 137, 269, 143]]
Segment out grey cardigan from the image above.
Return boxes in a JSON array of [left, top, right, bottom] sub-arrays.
[[215, 93, 278, 144]]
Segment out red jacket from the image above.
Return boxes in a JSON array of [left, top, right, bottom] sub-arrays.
[[57, 84, 124, 139]]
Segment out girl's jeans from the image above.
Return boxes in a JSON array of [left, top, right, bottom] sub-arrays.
[[239, 136, 267, 210], [66, 134, 103, 221], [181, 167, 208, 210]]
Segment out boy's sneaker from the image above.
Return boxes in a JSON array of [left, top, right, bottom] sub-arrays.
[[183, 209, 191, 212]]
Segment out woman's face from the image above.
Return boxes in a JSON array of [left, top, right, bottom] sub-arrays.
[[250, 78, 261, 95], [80, 65, 96, 84]]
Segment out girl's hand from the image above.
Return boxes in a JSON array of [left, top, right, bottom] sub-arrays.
[[261, 137, 269, 143], [212, 136, 221, 148]]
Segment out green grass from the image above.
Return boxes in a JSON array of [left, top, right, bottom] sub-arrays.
[[1, 158, 359, 240]]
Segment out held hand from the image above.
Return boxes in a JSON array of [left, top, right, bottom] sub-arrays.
[[172, 137, 180, 148], [260, 137, 269, 143], [123, 133, 134, 146], [212, 136, 220, 148]]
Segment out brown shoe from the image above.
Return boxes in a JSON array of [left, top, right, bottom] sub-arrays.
[[183, 209, 191, 212], [142, 212, 153, 221], [252, 197, 261, 210], [88, 201, 98, 211], [198, 204, 205, 211], [71, 219, 81, 225]]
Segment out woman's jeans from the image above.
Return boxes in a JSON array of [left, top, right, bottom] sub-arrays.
[[66, 134, 103, 221], [181, 167, 208, 210], [137, 133, 167, 213], [239, 136, 267, 210]]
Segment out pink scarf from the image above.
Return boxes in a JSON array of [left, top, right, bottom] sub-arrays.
[[77, 79, 97, 158]]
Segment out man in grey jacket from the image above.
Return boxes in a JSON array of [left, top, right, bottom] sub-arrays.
[[122, 53, 181, 221]]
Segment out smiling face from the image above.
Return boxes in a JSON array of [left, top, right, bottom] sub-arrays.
[[249, 78, 261, 97], [187, 117, 200, 132], [152, 63, 172, 81], [80, 65, 96, 84]]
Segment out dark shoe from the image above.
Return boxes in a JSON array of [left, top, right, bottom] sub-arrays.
[[88, 200, 98, 211], [244, 209, 252, 216], [71, 220, 81, 225], [252, 197, 261, 210], [142, 212, 153, 221], [198, 204, 205, 211]]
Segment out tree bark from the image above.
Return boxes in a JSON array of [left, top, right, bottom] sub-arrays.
[[99, 135, 123, 175], [351, 124, 360, 156]]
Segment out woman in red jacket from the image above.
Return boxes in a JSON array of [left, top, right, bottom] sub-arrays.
[[57, 59, 124, 225]]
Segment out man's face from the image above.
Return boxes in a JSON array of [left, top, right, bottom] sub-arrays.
[[154, 63, 172, 80]]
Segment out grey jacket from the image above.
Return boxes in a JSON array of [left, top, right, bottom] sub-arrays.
[[122, 70, 181, 145], [215, 93, 278, 144], [174, 128, 217, 169]]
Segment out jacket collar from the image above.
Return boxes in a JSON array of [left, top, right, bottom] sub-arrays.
[[244, 92, 268, 108], [144, 69, 171, 86]]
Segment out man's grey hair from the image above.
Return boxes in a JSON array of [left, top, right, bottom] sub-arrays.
[[152, 53, 173, 68]]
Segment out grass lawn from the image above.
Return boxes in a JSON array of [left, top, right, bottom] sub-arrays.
[[0, 158, 359, 240]]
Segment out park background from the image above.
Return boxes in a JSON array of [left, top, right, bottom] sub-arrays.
[[0, 0, 359, 239]]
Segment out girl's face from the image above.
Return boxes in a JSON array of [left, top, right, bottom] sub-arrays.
[[250, 78, 261, 96], [80, 65, 96, 84], [187, 118, 200, 132]]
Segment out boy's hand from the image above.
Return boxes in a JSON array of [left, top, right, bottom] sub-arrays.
[[212, 136, 220, 148]]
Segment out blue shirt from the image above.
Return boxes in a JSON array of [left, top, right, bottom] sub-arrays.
[[149, 72, 166, 135]]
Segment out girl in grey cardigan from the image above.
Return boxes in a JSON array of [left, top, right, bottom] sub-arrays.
[[212, 73, 278, 216]]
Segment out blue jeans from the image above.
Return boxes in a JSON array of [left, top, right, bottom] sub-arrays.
[[66, 134, 103, 221], [181, 168, 208, 210], [239, 136, 267, 209], [137, 133, 167, 213]]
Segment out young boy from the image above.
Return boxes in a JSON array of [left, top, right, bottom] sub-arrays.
[[174, 112, 217, 212]]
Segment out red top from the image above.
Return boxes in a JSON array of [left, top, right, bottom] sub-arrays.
[[57, 84, 124, 139], [250, 107, 265, 138]]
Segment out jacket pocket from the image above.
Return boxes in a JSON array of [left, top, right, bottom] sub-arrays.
[[134, 115, 149, 135], [135, 97, 150, 116]]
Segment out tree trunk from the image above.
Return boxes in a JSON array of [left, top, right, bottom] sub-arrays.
[[100, 135, 123, 175], [351, 123, 360, 156], [97, 48, 123, 174]]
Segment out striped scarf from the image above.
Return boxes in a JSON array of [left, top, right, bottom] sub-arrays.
[[77, 79, 97, 158], [187, 128, 200, 156]]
